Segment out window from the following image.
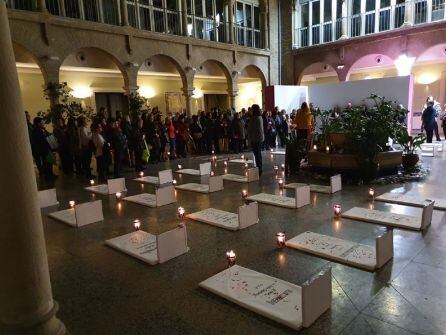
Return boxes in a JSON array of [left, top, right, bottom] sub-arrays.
[[324, 0, 332, 22], [235, 1, 261, 48], [312, 1, 320, 25]]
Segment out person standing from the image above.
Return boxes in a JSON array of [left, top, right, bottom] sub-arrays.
[[231, 112, 245, 154], [441, 103, 446, 139], [294, 102, 314, 140], [91, 123, 108, 182], [109, 118, 126, 178], [78, 116, 94, 178], [422, 100, 436, 143], [31, 117, 56, 180], [166, 117, 176, 160], [248, 104, 264, 176]]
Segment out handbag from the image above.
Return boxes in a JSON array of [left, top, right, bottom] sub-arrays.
[[141, 140, 150, 163], [46, 134, 59, 150]]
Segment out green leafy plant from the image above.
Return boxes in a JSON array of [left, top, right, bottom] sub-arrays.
[[285, 133, 308, 174], [38, 82, 94, 124], [396, 128, 425, 155], [127, 92, 147, 118]]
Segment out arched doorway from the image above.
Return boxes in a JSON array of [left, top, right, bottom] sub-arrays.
[[194, 59, 231, 113], [346, 54, 396, 81], [137, 54, 186, 116], [13, 43, 49, 120], [298, 62, 339, 85], [60, 47, 126, 117], [237, 65, 266, 111]]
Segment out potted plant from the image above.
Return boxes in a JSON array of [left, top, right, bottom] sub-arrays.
[[285, 134, 308, 174], [396, 128, 425, 169]]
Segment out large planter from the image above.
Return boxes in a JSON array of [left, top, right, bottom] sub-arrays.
[[329, 132, 350, 148], [402, 153, 419, 169]]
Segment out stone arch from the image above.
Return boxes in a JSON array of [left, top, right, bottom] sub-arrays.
[[296, 62, 339, 85], [345, 53, 397, 81], [59, 46, 129, 89], [195, 59, 233, 90], [239, 64, 267, 88], [138, 54, 188, 89]]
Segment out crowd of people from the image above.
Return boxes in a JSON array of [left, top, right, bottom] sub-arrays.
[[26, 103, 318, 181], [422, 96, 446, 143]]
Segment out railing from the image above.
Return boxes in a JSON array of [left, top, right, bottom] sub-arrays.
[[6, 0, 265, 49], [294, 0, 446, 48], [235, 24, 263, 49]]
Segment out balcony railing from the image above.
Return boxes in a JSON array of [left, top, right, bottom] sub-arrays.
[[6, 0, 265, 49], [294, 0, 446, 48]]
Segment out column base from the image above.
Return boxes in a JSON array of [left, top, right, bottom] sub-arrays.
[[338, 35, 349, 40], [0, 302, 66, 335]]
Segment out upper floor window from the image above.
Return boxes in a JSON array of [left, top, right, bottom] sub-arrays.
[[236, 1, 262, 48]]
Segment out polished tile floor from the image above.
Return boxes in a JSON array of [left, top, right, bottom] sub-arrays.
[[40, 151, 446, 335]]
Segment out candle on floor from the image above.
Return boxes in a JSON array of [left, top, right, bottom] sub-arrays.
[[226, 250, 236, 267], [274, 165, 279, 174], [224, 161, 228, 166], [333, 204, 342, 217], [313, 144, 317, 151], [212, 150, 215, 155], [326, 146, 330, 153], [210, 171, 215, 176], [241, 154, 245, 160], [276, 232, 286, 247], [281, 163, 285, 171], [270, 148, 274, 153], [278, 178, 284, 188], [177, 164, 182, 169], [173, 179, 177, 185], [177, 206, 185, 219], [69, 200, 75, 208], [133, 219, 141, 231], [139, 171, 144, 177], [244, 163, 248, 168], [115, 192, 122, 201], [89, 179, 95, 186], [368, 188, 375, 199]]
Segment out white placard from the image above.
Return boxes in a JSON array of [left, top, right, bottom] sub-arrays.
[[155, 185, 176, 207], [246, 193, 297, 208], [376, 192, 446, 210], [176, 168, 200, 175], [228, 159, 254, 164], [223, 174, 249, 183], [199, 265, 304, 330], [285, 175, 341, 194], [133, 176, 159, 185], [38, 188, 59, 208], [175, 183, 210, 193], [342, 207, 423, 230], [108, 178, 127, 194], [123, 193, 157, 207], [199, 162, 212, 176], [84, 184, 109, 195], [187, 208, 240, 230], [158, 169, 173, 184], [74, 200, 104, 227], [209, 176, 224, 192], [286, 231, 378, 270], [157, 225, 189, 263], [48, 208, 76, 226], [238, 202, 259, 229], [106, 231, 159, 265]]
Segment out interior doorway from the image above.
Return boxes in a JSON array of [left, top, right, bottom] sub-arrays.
[[204, 94, 229, 111], [95, 92, 128, 117]]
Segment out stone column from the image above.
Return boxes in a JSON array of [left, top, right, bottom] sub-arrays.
[[123, 65, 139, 94], [39, 0, 47, 12], [0, 2, 66, 335], [260, 0, 269, 49], [120, 0, 129, 26], [227, 0, 235, 44], [181, 0, 188, 36], [182, 88, 194, 116], [41, 59, 61, 108], [340, 0, 348, 39], [228, 89, 238, 111], [403, 0, 413, 26]]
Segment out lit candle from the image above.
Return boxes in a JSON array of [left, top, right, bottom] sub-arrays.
[[213, 155, 217, 160], [226, 250, 236, 267], [133, 219, 141, 231], [241, 154, 245, 160], [139, 171, 144, 177], [173, 179, 177, 185], [278, 178, 284, 188], [224, 168, 228, 174], [244, 163, 248, 168], [313, 144, 317, 151], [210, 171, 215, 177], [177, 206, 185, 219], [276, 232, 286, 247], [333, 204, 342, 217], [178, 164, 182, 170], [281, 163, 285, 171], [69, 200, 75, 208], [241, 190, 248, 199], [274, 165, 279, 174], [326, 146, 330, 153], [167, 151, 171, 156], [211, 150, 215, 155], [224, 161, 228, 166], [89, 179, 95, 186], [368, 188, 375, 199], [270, 148, 274, 153], [115, 192, 122, 201]]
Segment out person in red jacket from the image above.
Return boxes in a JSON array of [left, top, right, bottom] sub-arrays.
[[175, 115, 189, 158]]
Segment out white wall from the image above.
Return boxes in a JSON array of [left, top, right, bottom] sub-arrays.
[[273, 85, 308, 112]]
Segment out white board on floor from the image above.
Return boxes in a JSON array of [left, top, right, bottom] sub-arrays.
[[188, 208, 239, 230], [48, 200, 103, 227], [106, 231, 158, 265], [175, 183, 210, 193], [199, 265, 304, 330], [286, 231, 389, 271], [285, 175, 341, 194], [38, 188, 59, 208], [133, 175, 159, 185], [247, 186, 310, 209], [228, 159, 254, 164], [342, 203, 433, 231], [176, 168, 200, 175], [84, 184, 109, 195], [375, 192, 446, 210], [123, 193, 157, 207]]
